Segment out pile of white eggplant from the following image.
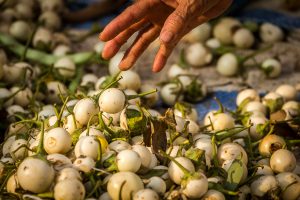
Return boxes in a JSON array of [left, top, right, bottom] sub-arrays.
[[0, 0, 300, 200]]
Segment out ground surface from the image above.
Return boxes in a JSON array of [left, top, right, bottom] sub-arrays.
[[76, 33, 300, 94]]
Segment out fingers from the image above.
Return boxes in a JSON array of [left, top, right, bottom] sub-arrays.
[[152, 42, 176, 72], [99, 0, 159, 41], [159, 4, 187, 45], [155, 3, 190, 72], [119, 25, 160, 70], [101, 20, 147, 59]]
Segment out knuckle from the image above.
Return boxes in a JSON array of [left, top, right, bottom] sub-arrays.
[[126, 27, 136, 36], [126, 11, 136, 22], [130, 48, 140, 59], [139, 34, 152, 44], [172, 11, 186, 23], [114, 37, 123, 46]]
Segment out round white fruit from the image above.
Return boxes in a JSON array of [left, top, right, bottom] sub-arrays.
[[216, 53, 239, 76], [107, 172, 144, 200], [99, 88, 126, 114]]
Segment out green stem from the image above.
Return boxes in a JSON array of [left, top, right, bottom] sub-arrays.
[[216, 126, 251, 141], [127, 89, 158, 100], [287, 139, 300, 145], [251, 139, 262, 147], [8, 113, 26, 121], [103, 76, 122, 91], [14, 119, 40, 126], [36, 121, 45, 155], [159, 150, 190, 175], [0, 169, 15, 192], [86, 180, 102, 198], [56, 96, 70, 127], [98, 112, 115, 136], [246, 128, 254, 160], [21, 24, 38, 61], [37, 192, 54, 198], [119, 181, 126, 200], [96, 138, 102, 162], [11, 144, 31, 160], [214, 97, 224, 114], [211, 134, 219, 167], [68, 65, 84, 94], [0, 32, 95, 67], [3, 86, 26, 103], [208, 182, 239, 196], [86, 114, 97, 136], [240, 44, 273, 64], [94, 76, 123, 101]]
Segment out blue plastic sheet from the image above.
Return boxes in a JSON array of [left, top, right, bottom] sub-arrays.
[[195, 91, 237, 120]]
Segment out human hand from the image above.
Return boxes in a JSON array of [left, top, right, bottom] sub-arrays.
[[99, 0, 232, 72]]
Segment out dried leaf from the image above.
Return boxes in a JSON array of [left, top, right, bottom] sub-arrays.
[[151, 119, 167, 161], [273, 123, 299, 138], [163, 108, 176, 129], [270, 110, 286, 122], [143, 109, 176, 161], [143, 125, 152, 147]]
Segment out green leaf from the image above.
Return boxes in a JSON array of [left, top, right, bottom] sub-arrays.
[[103, 154, 118, 172], [224, 159, 244, 191], [265, 98, 284, 113], [243, 21, 259, 32], [126, 108, 147, 137], [107, 126, 131, 141], [207, 167, 228, 179], [183, 79, 206, 103], [174, 102, 193, 118], [71, 128, 83, 145], [256, 122, 270, 136], [185, 147, 205, 166]]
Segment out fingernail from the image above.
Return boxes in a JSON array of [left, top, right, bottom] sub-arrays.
[[160, 31, 174, 43], [152, 54, 166, 72], [99, 32, 105, 41], [119, 58, 133, 70], [102, 44, 110, 59]]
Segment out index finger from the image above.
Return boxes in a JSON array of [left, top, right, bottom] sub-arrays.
[[99, 0, 159, 41]]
